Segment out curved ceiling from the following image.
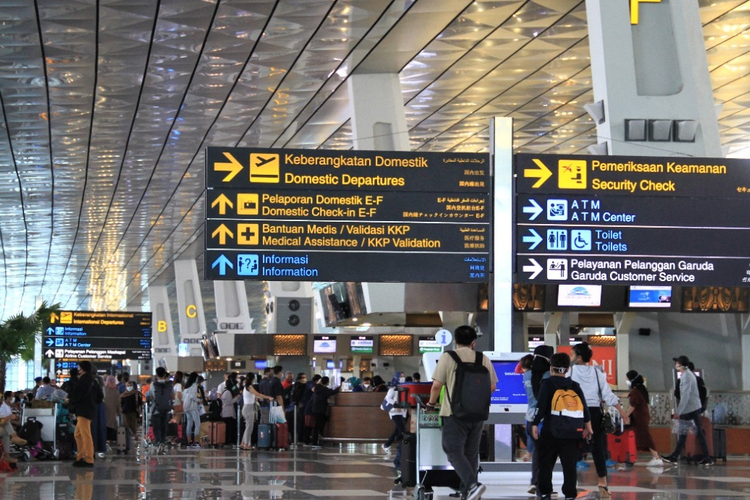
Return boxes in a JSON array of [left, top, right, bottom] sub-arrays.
[[0, 0, 747, 320]]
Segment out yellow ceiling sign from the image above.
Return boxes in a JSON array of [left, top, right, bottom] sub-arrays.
[[631, 0, 662, 25]]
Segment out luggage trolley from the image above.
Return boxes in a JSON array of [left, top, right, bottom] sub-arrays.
[[411, 395, 459, 500]]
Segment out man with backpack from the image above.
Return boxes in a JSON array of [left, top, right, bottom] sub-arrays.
[[532, 353, 592, 500], [427, 325, 498, 500], [65, 360, 101, 467], [147, 367, 173, 453]]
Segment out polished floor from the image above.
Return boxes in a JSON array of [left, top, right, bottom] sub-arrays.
[[1, 442, 749, 500]]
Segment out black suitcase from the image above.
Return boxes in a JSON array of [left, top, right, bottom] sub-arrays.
[[713, 428, 727, 462]]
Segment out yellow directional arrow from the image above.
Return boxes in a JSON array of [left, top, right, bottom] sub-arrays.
[[49, 312, 59, 324], [211, 224, 234, 245], [525, 158, 553, 188], [215, 152, 243, 182], [211, 193, 233, 215]]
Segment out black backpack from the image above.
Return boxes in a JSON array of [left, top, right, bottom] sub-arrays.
[[208, 397, 223, 421], [445, 350, 492, 422], [697, 377, 708, 413], [153, 381, 173, 413]]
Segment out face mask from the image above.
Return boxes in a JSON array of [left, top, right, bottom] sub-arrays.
[[10, 398, 15, 404], [126, 386, 134, 392], [626, 380, 632, 387], [363, 384, 370, 388], [399, 377, 405, 384]]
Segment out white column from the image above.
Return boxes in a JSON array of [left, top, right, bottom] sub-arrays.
[[614, 312, 635, 389], [148, 285, 178, 371], [174, 259, 207, 357], [347, 73, 410, 152], [586, 0, 721, 156]]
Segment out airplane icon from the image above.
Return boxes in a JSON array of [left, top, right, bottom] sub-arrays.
[[254, 156, 274, 168]]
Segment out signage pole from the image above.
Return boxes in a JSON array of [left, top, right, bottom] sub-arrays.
[[490, 117, 514, 353]]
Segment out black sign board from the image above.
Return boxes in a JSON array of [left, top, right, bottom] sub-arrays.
[[205, 147, 491, 283], [42, 311, 152, 360], [514, 154, 750, 286]]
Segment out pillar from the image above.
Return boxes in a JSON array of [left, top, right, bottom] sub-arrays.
[[586, 0, 721, 156], [347, 73, 410, 152], [148, 285, 178, 371], [174, 259, 207, 357]]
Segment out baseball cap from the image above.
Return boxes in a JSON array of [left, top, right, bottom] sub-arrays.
[[672, 355, 690, 367], [34, 376, 43, 382]]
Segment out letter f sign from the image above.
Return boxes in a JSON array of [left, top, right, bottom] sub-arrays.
[[631, 0, 662, 25]]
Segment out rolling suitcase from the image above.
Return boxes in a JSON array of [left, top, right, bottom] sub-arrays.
[[116, 417, 131, 453], [207, 421, 226, 448], [258, 423, 274, 449], [275, 423, 289, 450], [685, 416, 713, 463], [399, 433, 418, 487], [712, 428, 727, 462], [608, 429, 637, 464]]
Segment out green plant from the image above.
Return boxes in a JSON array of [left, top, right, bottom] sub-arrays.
[[0, 301, 60, 393]]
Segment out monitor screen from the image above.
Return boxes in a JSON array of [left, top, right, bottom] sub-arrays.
[[629, 285, 672, 308], [557, 284, 602, 307], [419, 336, 442, 354], [489, 360, 528, 412], [350, 335, 374, 354], [313, 335, 337, 354], [254, 360, 268, 370]]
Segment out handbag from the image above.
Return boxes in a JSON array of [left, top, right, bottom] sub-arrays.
[[597, 373, 616, 434]]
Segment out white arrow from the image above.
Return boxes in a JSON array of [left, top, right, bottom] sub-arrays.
[[44, 349, 55, 358], [522, 199, 543, 221], [523, 258, 543, 280], [522, 229, 543, 250]]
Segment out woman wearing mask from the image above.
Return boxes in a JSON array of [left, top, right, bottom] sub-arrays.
[[570, 342, 628, 499], [624, 370, 663, 466], [526, 345, 553, 495], [182, 372, 202, 449], [240, 373, 274, 450], [103, 375, 122, 443], [120, 381, 142, 443]]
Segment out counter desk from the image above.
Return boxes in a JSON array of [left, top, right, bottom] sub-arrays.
[[325, 392, 394, 442]]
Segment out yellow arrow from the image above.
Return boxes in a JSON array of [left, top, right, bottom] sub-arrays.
[[49, 312, 59, 324], [211, 224, 234, 245], [525, 159, 553, 188], [215, 152, 243, 182], [211, 193, 233, 215]]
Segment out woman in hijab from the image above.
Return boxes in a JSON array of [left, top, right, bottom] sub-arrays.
[[624, 370, 664, 466], [103, 375, 122, 442], [526, 345, 553, 495]]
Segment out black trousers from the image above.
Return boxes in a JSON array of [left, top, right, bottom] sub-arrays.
[[537, 432, 580, 499]]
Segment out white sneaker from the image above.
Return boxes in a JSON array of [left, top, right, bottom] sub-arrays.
[[467, 482, 486, 500], [647, 457, 665, 467], [527, 484, 537, 494], [382, 444, 391, 453]]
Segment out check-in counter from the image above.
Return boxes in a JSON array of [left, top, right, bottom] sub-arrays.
[[325, 392, 394, 441]]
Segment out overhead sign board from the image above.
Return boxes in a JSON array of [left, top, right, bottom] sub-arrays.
[[205, 147, 491, 283], [42, 311, 152, 360], [514, 154, 750, 286]]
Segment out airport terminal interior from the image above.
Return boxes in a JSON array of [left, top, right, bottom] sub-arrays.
[[1, 0, 750, 499]]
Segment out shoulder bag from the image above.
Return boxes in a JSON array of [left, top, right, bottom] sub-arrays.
[[597, 372, 616, 434]]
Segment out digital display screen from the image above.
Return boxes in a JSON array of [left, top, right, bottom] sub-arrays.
[[419, 336, 442, 354], [557, 284, 602, 307], [350, 336, 374, 354], [254, 360, 268, 370], [314, 335, 337, 354], [490, 361, 528, 407], [629, 285, 672, 308]]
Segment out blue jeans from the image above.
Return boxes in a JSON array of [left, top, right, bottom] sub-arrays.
[[672, 409, 709, 457]]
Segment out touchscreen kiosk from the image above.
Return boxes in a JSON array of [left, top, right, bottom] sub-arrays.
[[485, 352, 528, 415]]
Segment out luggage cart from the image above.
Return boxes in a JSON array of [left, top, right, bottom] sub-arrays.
[[21, 404, 59, 460], [412, 396, 458, 500]]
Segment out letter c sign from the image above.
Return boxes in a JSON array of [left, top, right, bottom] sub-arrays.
[[186, 305, 197, 318]]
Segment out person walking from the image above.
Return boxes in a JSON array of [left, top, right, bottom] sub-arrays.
[[426, 325, 498, 500], [569, 342, 628, 499], [66, 361, 100, 467], [532, 352, 592, 500], [624, 370, 664, 466], [662, 355, 713, 465], [525, 345, 553, 495]]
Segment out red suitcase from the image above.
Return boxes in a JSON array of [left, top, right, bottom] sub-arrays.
[[608, 429, 637, 464], [275, 423, 289, 450], [399, 383, 432, 407], [207, 421, 226, 447], [685, 416, 713, 462]]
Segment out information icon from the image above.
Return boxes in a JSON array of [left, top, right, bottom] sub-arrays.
[[237, 254, 260, 276]]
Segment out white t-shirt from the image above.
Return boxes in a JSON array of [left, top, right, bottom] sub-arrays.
[[173, 383, 183, 405], [0, 401, 11, 419], [243, 387, 256, 406]]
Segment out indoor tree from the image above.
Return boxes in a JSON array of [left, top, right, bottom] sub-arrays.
[[0, 302, 59, 393]]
